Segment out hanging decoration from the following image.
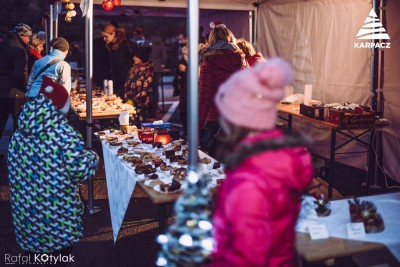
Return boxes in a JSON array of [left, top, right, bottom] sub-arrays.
[[102, 0, 119, 11], [156, 168, 214, 266], [63, 0, 76, 22], [112, 0, 121, 7]]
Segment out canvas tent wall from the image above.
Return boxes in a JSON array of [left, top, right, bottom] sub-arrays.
[[257, 0, 400, 184]]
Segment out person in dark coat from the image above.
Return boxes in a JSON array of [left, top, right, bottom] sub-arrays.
[[124, 46, 154, 127], [0, 23, 32, 139], [101, 23, 137, 98], [198, 23, 247, 157], [93, 36, 111, 88]]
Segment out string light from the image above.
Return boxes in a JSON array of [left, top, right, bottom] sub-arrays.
[[63, 0, 76, 22]]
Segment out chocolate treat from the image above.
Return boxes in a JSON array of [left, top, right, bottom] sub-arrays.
[[199, 157, 211, 164], [178, 159, 188, 165], [152, 158, 164, 168], [173, 144, 182, 151], [109, 141, 122, 146], [160, 165, 172, 171], [212, 162, 221, 169], [170, 179, 181, 191], [117, 146, 129, 155], [348, 197, 385, 233], [147, 173, 159, 180], [130, 157, 143, 165], [127, 141, 141, 147], [135, 164, 156, 175], [169, 155, 184, 163], [152, 142, 163, 148], [164, 149, 175, 159]]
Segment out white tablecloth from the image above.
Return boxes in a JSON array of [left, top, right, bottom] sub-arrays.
[[102, 142, 138, 242], [318, 192, 400, 260]]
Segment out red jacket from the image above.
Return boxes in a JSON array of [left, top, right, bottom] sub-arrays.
[[247, 52, 265, 67], [209, 129, 313, 267], [198, 47, 247, 129]]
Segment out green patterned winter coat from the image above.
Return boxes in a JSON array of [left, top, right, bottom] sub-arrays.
[[7, 94, 99, 253]]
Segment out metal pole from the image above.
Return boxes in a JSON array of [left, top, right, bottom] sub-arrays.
[[44, 16, 50, 55], [85, 0, 99, 214], [187, 0, 199, 172], [253, 2, 258, 49], [249, 11, 253, 44], [49, 4, 54, 43]]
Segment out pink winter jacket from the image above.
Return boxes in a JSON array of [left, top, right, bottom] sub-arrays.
[[208, 129, 313, 267]]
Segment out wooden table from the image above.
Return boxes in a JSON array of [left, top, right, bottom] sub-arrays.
[[296, 232, 385, 263], [137, 181, 182, 231], [70, 107, 135, 121], [278, 103, 389, 199]]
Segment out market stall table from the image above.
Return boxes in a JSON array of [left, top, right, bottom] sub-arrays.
[[278, 103, 389, 199], [99, 131, 223, 241], [296, 192, 400, 263], [70, 92, 135, 120]]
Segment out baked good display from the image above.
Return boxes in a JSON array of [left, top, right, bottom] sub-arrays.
[[312, 193, 331, 217], [95, 130, 225, 193], [348, 197, 385, 233]]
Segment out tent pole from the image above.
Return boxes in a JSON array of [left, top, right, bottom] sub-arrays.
[[187, 0, 199, 172], [249, 11, 253, 44], [253, 1, 259, 49], [54, 1, 59, 38], [49, 4, 54, 42], [85, 0, 100, 214], [44, 15, 50, 55]]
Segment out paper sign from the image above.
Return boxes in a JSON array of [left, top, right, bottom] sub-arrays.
[[309, 224, 329, 240], [346, 222, 366, 239]]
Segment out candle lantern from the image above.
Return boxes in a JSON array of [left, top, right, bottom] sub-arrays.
[[141, 127, 155, 144], [155, 128, 171, 145]]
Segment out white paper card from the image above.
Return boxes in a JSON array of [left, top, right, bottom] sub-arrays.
[[304, 84, 313, 105], [346, 222, 366, 239], [309, 224, 329, 240]]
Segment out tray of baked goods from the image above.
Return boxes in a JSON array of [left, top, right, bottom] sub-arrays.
[[70, 90, 135, 116], [96, 129, 225, 193]]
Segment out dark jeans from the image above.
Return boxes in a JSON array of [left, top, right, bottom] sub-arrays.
[[0, 95, 26, 139], [22, 246, 74, 267]]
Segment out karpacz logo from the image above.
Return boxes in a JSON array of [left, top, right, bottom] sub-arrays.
[[4, 253, 75, 265], [354, 9, 390, 49]]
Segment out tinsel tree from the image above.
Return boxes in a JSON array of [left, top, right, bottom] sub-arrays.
[[156, 167, 214, 267]]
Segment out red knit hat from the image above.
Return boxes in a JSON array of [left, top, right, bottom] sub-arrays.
[[215, 58, 293, 130], [39, 75, 71, 114]]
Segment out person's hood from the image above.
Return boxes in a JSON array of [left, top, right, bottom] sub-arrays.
[[17, 94, 67, 136], [49, 48, 67, 60], [200, 48, 245, 73], [230, 129, 313, 192]]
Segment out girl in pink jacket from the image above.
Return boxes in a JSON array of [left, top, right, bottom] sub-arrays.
[[209, 58, 313, 267]]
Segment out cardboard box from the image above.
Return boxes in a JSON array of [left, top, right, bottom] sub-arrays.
[[328, 110, 375, 126], [300, 104, 325, 120]]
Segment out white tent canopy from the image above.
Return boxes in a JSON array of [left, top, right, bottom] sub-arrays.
[[77, 0, 256, 11]]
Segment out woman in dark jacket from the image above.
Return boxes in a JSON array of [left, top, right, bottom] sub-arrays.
[[198, 24, 247, 156], [124, 46, 154, 126], [101, 23, 137, 98]]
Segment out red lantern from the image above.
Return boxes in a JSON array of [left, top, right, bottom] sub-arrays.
[[112, 0, 121, 7], [102, 0, 114, 11]]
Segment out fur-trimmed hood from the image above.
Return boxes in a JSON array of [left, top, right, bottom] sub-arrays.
[[226, 129, 313, 192]]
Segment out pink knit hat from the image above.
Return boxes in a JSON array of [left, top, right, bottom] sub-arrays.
[[215, 58, 293, 130], [39, 75, 71, 114]]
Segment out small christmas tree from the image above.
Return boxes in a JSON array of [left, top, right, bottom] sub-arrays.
[[156, 167, 214, 267]]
